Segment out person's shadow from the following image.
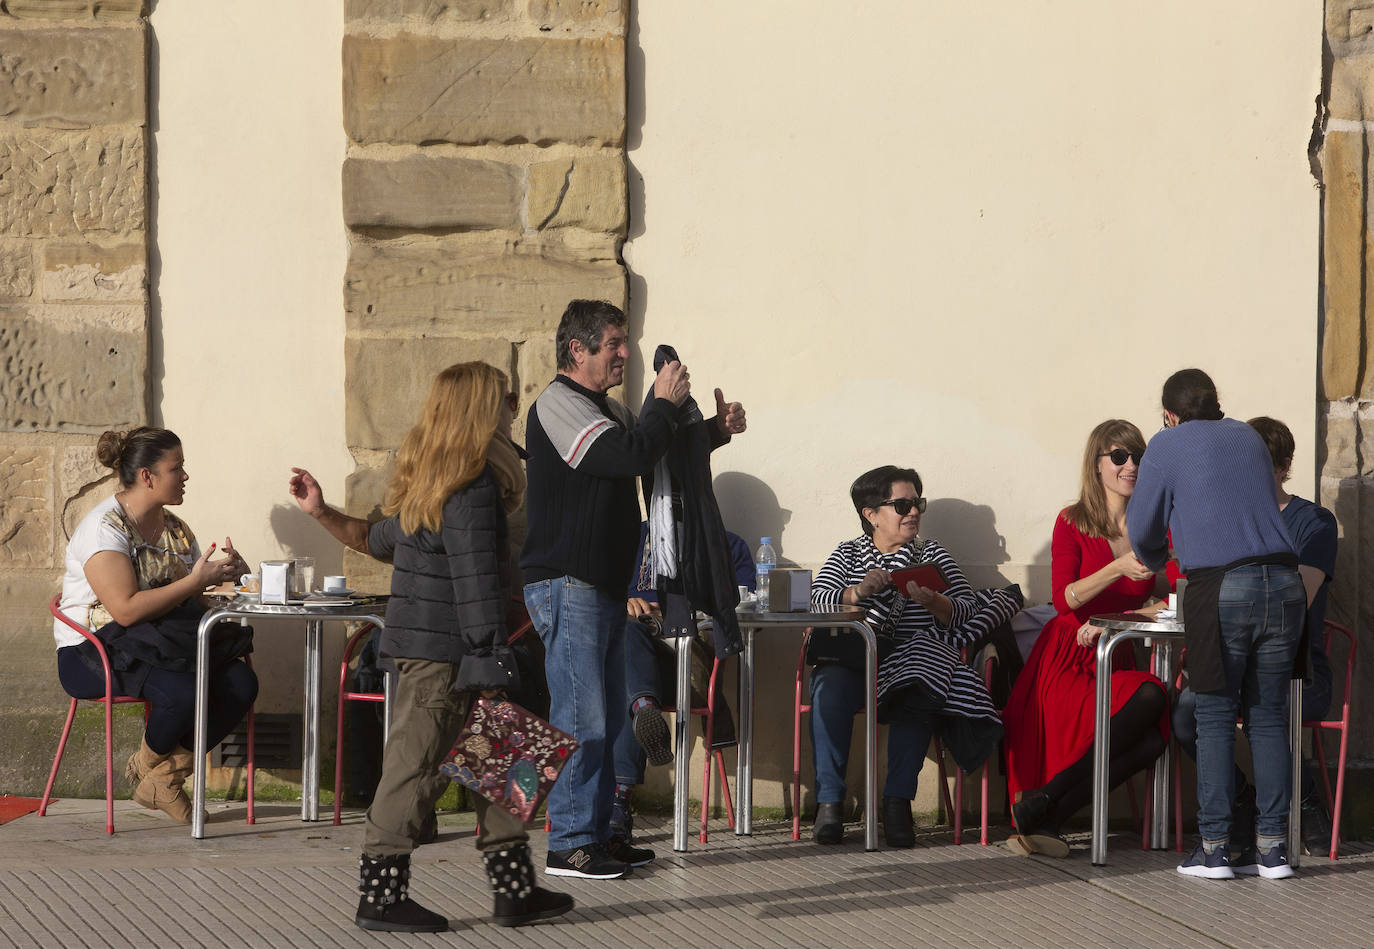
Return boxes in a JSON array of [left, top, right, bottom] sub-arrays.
[[921, 498, 1011, 590], [713, 471, 789, 561]]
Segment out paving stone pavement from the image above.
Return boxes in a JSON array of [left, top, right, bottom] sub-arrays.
[[2, 800, 1371, 948]]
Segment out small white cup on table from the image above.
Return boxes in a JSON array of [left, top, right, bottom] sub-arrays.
[[322, 575, 348, 594]]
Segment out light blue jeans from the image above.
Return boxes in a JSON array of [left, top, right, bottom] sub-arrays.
[[1193, 564, 1304, 843], [524, 577, 628, 851]]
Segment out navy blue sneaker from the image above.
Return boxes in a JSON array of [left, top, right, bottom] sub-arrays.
[[1177, 841, 1234, 879], [1233, 842, 1294, 879]]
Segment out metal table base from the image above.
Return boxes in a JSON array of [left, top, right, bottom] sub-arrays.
[[192, 599, 386, 839], [677, 606, 877, 852]]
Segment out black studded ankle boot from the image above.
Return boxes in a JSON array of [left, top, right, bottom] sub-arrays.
[[354, 853, 448, 933], [485, 844, 575, 928]]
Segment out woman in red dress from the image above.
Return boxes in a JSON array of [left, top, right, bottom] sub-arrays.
[[1003, 419, 1169, 856]]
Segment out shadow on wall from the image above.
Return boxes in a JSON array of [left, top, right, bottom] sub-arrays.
[[267, 503, 344, 575], [624, 6, 648, 403], [713, 471, 790, 559], [922, 497, 1011, 590]]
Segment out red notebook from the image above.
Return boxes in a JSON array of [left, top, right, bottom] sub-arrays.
[[891, 562, 951, 595], [439, 698, 579, 823]]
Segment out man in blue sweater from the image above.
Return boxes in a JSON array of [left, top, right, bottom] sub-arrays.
[[521, 300, 746, 880], [1125, 369, 1303, 880]]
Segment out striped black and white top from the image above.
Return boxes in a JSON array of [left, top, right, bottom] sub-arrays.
[[812, 535, 1000, 723]]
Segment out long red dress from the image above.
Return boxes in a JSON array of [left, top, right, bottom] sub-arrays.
[[1003, 511, 1164, 803]]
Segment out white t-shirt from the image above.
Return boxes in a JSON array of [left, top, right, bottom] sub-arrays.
[[54, 495, 201, 649]]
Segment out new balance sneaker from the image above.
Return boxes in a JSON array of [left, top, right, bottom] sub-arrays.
[[605, 834, 655, 867], [545, 844, 631, 880], [1233, 842, 1294, 879], [1177, 841, 1234, 879]]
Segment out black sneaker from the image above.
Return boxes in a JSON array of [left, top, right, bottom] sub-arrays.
[[1233, 842, 1294, 879], [634, 704, 673, 767], [1177, 841, 1234, 879], [545, 844, 632, 880], [605, 834, 655, 867]]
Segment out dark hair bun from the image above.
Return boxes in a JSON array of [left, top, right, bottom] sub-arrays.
[[96, 430, 129, 470]]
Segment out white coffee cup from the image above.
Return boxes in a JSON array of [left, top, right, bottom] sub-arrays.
[[239, 573, 260, 593], [323, 575, 348, 593]]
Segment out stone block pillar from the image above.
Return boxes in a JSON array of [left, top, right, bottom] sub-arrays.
[[341, 0, 629, 586], [0, 1, 150, 795], [1322, 4, 1374, 760]]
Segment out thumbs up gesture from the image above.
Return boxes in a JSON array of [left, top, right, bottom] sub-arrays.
[[714, 388, 747, 437]]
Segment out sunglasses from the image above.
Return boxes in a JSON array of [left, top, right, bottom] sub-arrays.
[[878, 497, 927, 516], [1099, 449, 1142, 466]]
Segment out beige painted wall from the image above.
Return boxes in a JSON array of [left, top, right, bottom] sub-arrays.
[[627, 2, 1322, 812], [628, 1, 1322, 590], [154, 1, 348, 713]]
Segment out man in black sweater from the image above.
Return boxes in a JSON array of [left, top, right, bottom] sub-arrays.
[[521, 300, 745, 879]]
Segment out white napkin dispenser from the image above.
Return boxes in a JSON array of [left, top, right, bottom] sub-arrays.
[[260, 560, 293, 605]]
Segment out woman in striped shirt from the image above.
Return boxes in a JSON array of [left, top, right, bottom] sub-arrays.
[[809, 465, 1006, 848]]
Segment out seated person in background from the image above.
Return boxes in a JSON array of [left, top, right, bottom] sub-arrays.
[[55, 427, 257, 824], [610, 522, 755, 840], [810, 465, 1018, 848], [1002, 419, 1168, 857], [1171, 416, 1338, 851]]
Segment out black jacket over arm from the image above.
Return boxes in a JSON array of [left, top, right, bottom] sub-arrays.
[[641, 344, 744, 659]]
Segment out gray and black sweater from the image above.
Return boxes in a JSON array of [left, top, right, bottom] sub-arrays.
[[520, 374, 678, 595], [369, 466, 517, 692]]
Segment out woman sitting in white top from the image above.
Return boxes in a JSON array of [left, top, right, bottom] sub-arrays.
[[55, 426, 257, 823]]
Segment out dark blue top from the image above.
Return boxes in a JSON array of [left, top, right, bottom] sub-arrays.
[[628, 521, 755, 603], [1283, 494, 1338, 668], [1128, 417, 1294, 571]]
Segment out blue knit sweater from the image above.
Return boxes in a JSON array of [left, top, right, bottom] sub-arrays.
[[1127, 417, 1294, 572]]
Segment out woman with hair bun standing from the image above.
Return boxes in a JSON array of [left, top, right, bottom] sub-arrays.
[[54, 427, 258, 824]]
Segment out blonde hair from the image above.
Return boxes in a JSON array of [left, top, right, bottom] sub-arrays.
[[383, 362, 523, 534], [1062, 419, 1146, 540]]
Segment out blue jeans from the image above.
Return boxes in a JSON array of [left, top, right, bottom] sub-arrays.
[[810, 663, 932, 801], [524, 577, 628, 851], [1193, 564, 1305, 843], [1172, 667, 1330, 804]]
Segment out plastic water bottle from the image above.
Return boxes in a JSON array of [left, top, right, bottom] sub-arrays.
[[755, 537, 777, 612]]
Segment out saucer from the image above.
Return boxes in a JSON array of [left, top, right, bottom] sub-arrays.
[[316, 588, 355, 597]]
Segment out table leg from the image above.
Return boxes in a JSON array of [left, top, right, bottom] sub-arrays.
[[1149, 639, 1174, 849], [1289, 676, 1303, 868], [191, 610, 225, 840], [837, 620, 879, 852], [736, 626, 755, 836], [673, 633, 693, 852], [1091, 630, 1118, 865], [302, 618, 323, 822]]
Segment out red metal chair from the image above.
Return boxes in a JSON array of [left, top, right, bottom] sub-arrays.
[[41, 594, 257, 832], [689, 654, 737, 842], [1308, 619, 1356, 859], [934, 649, 996, 844]]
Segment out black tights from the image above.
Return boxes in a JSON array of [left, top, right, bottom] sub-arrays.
[[1041, 682, 1167, 829]]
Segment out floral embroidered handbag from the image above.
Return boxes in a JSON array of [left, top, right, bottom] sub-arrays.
[[439, 697, 579, 822]]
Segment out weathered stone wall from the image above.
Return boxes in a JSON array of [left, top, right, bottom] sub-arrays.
[[341, 0, 628, 586], [0, 3, 150, 796], [1322, 4, 1374, 764]]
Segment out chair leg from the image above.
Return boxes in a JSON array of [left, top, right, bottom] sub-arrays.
[[714, 751, 735, 828], [1330, 726, 1349, 860], [246, 700, 256, 825], [953, 760, 964, 845], [39, 698, 80, 819], [979, 758, 990, 846], [333, 687, 347, 827], [1173, 741, 1184, 852]]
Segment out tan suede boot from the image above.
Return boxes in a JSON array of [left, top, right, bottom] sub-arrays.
[[131, 744, 193, 824], [125, 738, 169, 796]]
